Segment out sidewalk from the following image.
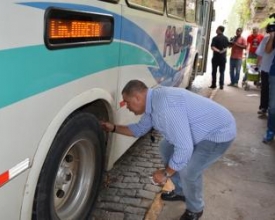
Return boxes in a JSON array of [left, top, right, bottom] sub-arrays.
[[146, 84, 275, 220]]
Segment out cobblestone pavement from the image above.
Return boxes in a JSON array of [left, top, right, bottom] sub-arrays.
[[91, 75, 212, 220], [91, 131, 163, 220]]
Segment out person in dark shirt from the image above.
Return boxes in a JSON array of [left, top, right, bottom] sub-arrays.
[[209, 26, 229, 90]]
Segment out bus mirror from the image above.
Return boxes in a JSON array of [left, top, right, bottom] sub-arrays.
[[211, 9, 216, 21]]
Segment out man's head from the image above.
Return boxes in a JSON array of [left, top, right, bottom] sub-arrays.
[[216, 25, 225, 34], [252, 27, 259, 36], [266, 13, 275, 33], [122, 80, 148, 115], [236, 27, 243, 36]]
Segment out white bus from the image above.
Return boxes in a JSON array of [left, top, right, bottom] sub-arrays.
[[0, 0, 214, 219]]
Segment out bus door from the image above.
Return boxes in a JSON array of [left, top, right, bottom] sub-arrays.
[[198, 0, 214, 74]]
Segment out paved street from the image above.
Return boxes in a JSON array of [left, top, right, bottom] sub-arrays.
[[91, 131, 163, 220]]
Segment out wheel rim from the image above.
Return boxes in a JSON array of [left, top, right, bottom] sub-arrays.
[[53, 138, 96, 219]]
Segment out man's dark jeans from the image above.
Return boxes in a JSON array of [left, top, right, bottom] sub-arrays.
[[259, 71, 269, 111]]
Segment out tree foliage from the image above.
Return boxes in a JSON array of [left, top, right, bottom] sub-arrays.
[[236, 0, 251, 26], [225, 0, 251, 38]]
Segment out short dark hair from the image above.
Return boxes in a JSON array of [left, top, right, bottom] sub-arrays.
[[122, 80, 148, 96], [237, 27, 243, 32], [217, 25, 225, 33]]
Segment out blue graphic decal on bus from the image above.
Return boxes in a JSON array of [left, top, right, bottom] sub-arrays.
[[19, 2, 190, 86]]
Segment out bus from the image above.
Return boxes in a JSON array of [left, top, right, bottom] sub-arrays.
[[0, 0, 214, 219]]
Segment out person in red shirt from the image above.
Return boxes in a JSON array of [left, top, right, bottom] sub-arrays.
[[242, 27, 264, 83], [247, 27, 264, 58], [228, 28, 247, 87]]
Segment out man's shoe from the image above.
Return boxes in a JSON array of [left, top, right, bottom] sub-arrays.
[[263, 130, 274, 143], [233, 83, 238, 87], [220, 85, 223, 90], [180, 209, 203, 220], [209, 85, 216, 89], [258, 114, 267, 119], [257, 109, 267, 115], [227, 83, 234, 86], [160, 190, 185, 201]]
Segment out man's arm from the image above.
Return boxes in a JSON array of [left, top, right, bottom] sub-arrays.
[[211, 37, 220, 52], [235, 42, 247, 49], [152, 106, 192, 184], [255, 37, 267, 69], [212, 46, 226, 53], [256, 56, 262, 70], [101, 121, 134, 136], [101, 113, 153, 137], [265, 32, 275, 53], [234, 38, 247, 49], [211, 46, 221, 53], [162, 106, 193, 171]]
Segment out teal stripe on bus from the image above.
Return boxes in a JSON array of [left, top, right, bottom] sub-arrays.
[[0, 43, 157, 108]]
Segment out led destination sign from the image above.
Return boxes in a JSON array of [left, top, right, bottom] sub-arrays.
[[45, 8, 114, 49], [49, 20, 104, 39]]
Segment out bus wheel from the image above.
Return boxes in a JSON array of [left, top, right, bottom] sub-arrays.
[[32, 113, 105, 220]]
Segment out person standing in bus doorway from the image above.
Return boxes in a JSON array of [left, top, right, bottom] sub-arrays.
[[228, 28, 247, 87], [101, 80, 236, 220], [209, 25, 229, 90]]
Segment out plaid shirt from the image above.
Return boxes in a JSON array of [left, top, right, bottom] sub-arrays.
[[128, 87, 236, 171]]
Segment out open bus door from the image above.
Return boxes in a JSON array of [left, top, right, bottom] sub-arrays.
[[197, 0, 215, 74]]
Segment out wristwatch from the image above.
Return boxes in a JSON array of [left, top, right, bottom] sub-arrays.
[[164, 170, 172, 178]]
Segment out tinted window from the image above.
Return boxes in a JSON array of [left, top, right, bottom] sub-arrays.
[[196, 0, 203, 25], [186, 0, 196, 23], [127, 0, 164, 12], [167, 0, 184, 19]]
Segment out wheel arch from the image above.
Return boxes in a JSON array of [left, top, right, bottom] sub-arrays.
[[187, 52, 199, 89], [20, 88, 114, 219]]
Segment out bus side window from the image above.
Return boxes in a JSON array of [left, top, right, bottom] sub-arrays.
[[195, 0, 204, 25], [99, 0, 119, 2], [166, 0, 184, 19], [127, 0, 164, 12], [185, 0, 196, 23], [211, 9, 216, 22]]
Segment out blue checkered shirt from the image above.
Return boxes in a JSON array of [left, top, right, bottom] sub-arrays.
[[128, 87, 236, 171]]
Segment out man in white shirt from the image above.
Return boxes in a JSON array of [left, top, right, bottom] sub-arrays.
[[256, 26, 275, 116]]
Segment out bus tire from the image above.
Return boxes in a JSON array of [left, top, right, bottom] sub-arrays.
[[32, 112, 105, 220], [187, 58, 198, 89]]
